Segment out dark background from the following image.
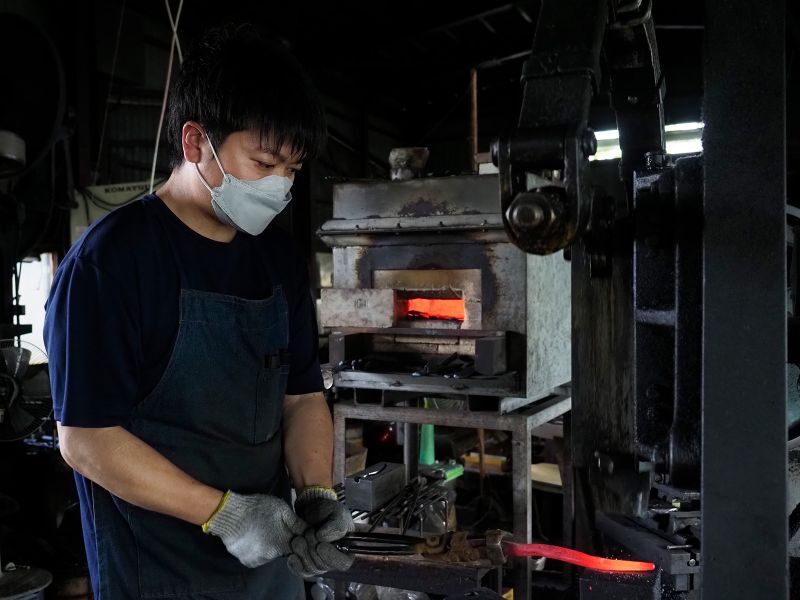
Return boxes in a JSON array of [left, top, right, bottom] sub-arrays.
[[0, 0, 726, 264]]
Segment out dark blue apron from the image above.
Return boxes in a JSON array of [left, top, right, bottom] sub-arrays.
[[87, 205, 304, 599]]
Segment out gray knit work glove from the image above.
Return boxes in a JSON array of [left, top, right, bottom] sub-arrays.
[[288, 528, 355, 577], [204, 491, 308, 568], [288, 486, 355, 576], [294, 486, 354, 542]]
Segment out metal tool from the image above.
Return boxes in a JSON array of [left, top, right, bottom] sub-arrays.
[[334, 532, 430, 556], [336, 529, 656, 573]]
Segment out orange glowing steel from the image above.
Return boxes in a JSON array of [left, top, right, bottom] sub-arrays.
[[402, 298, 465, 321], [505, 542, 656, 572]]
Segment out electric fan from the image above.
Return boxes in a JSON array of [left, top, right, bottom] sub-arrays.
[[0, 340, 51, 442]]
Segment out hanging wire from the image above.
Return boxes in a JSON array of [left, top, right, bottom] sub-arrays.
[[163, 0, 184, 63], [92, 0, 127, 184], [149, 0, 184, 194]]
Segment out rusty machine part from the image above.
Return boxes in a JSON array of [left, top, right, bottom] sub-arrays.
[[491, 0, 666, 257]]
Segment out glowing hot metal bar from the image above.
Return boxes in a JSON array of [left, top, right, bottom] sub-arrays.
[[505, 541, 656, 572]]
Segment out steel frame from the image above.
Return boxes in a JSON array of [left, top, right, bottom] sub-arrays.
[[495, 0, 788, 597], [700, 0, 787, 597]]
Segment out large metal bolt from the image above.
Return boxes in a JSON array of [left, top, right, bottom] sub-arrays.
[[581, 129, 598, 157], [511, 197, 547, 228], [507, 190, 559, 233]]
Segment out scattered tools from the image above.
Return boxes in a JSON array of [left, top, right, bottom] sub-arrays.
[[335, 529, 656, 573], [412, 352, 476, 378], [344, 477, 450, 535]]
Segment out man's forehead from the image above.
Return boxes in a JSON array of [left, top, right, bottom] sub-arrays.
[[242, 130, 303, 162]]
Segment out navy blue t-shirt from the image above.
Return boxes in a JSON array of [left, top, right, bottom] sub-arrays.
[[45, 194, 323, 428]]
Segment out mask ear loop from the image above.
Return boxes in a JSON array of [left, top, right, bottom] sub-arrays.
[[195, 163, 214, 193], [194, 130, 226, 193], [205, 134, 226, 175]]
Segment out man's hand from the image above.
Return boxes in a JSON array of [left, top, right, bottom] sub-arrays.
[[288, 529, 354, 577], [294, 486, 354, 542], [289, 486, 355, 576], [282, 393, 354, 576], [205, 491, 308, 568]]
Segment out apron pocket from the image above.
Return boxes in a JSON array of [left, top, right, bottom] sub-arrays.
[[254, 362, 289, 443]]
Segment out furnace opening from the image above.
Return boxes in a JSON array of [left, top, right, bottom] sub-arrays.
[[396, 291, 465, 322]]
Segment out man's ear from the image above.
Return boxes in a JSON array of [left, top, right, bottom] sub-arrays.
[[182, 121, 206, 164]]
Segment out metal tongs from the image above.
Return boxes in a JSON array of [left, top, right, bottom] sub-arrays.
[[335, 532, 427, 556], [335, 530, 656, 572]]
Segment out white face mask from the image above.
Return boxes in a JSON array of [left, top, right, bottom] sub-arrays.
[[194, 135, 294, 236]]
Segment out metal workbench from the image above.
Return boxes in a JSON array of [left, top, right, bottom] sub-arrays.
[[332, 395, 572, 600]]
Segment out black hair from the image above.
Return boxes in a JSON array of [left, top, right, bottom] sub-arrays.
[[167, 23, 326, 168]]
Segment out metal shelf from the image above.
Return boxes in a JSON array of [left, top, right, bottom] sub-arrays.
[[333, 369, 521, 398]]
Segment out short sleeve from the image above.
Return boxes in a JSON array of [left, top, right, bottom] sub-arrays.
[[285, 253, 324, 395], [44, 255, 141, 427]]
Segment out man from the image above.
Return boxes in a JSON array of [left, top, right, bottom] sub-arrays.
[[44, 24, 352, 599]]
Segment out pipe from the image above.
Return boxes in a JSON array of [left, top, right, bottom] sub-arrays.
[[470, 68, 479, 173]]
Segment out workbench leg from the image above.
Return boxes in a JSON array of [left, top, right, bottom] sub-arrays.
[[561, 411, 574, 548], [333, 404, 347, 485], [404, 423, 419, 483], [512, 418, 533, 600]]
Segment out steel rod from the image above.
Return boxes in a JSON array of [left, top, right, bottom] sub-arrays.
[[470, 68, 479, 172]]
